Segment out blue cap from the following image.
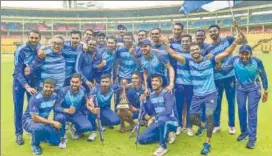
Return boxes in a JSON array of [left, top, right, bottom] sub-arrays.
[[117, 24, 127, 30], [239, 44, 252, 53], [138, 39, 151, 46]]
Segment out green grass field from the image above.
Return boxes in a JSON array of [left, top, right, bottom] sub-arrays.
[[1, 53, 272, 156]]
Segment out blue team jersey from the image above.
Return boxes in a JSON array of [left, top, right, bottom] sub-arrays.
[[176, 50, 192, 85], [75, 51, 93, 83], [116, 47, 138, 79], [33, 47, 66, 91], [149, 89, 176, 120], [200, 43, 210, 56], [13, 42, 41, 87], [62, 41, 83, 80], [23, 92, 58, 120], [206, 37, 235, 80], [126, 86, 144, 108], [169, 40, 182, 72], [89, 84, 121, 108], [185, 57, 217, 96], [223, 56, 268, 90], [101, 48, 117, 74], [141, 51, 169, 79], [55, 86, 86, 112]]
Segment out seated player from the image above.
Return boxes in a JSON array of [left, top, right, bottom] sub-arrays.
[[22, 78, 61, 155], [138, 74, 178, 156], [217, 45, 268, 149], [54, 73, 96, 149]]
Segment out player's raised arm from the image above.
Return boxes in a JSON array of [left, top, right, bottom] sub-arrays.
[[215, 33, 241, 63]]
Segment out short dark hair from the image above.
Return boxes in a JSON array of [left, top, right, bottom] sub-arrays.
[[70, 30, 82, 38], [71, 73, 82, 80], [189, 42, 200, 48], [107, 36, 117, 43], [150, 28, 161, 33], [53, 34, 65, 42], [196, 29, 206, 35], [181, 34, 192, 42], [174, 23, 184, 30], [209, 24, 220, 30], [123, 32, 134, 40], [138, 30, 147, 34], [44, 78, 56, 87], [151, 74, 163, 82], [28, 29, 41, 38], [101, 74, 111, 80], [97, 32, 106, 37]]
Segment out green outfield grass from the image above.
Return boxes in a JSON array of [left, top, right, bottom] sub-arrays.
[[1, 53, 272, 156]]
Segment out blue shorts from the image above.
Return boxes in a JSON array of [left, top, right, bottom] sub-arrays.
[[190, 91, 217, 114]]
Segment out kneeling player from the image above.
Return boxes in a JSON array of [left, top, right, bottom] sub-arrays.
[[54, 73, 96, 149], [22, 79, 61, 155], [138, 75, 178, 156]]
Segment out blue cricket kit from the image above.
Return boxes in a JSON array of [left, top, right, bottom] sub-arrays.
[[200, 43, 210, 56], [169, 39, 182, 69], [62, 41, 83, 83], [141, 50, 169, 84], [22, 92, 60, 146], [75, 51, 94, 85], [185, 57, 217, 96], [176, 50, 192, 86], [206, 37, 235, 80], [116, 47, 138, 79], [138, 89, 178, 149], [101, 48, 117, 74], [31, 47, 66, 91], [221, 56, 268, 140], [13, 42, 41, 136]]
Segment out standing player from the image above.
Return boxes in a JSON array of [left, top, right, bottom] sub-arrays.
[[22, 79, 61, 155], [30, 35, 66, 92], [162, 33, 241, 155], [54, 73, 96, 148], [174, 34, 194, 136], [169, 23, 183, 69], [139, 39, 175, 96], [206, 23, 245, 134], [195, 29, 209, 57], [62, 30, 83, 86], [138, 75, 178, 156], [96, 32, 107, 54], [135, 30, 148, 58], [13, 29, 42, 145], [217, 45, 268, 149]]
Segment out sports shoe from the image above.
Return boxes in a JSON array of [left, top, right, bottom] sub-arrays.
[[102, 127, 106, 131], [229, 127, 235, 135], [69, 124, 80, 140], [168, 132, 176, 144], [237, 133, 248, 142], [186, 128, 194, 136], [16, 134, 24, 145], [200, 143, 211, 155], [31, 145, 42, 155], [176, 126, 185, 135], [153, 146, 168, 156], [59, 136, 67, 149], [212, 126, 221, 133], [246, 139, 256, 149], [87, 132, 97, 142], [195, 126, 206, 136]]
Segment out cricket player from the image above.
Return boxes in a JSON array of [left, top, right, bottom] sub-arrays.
[[96, 32, 107, 54], [87, 74, 121, 129], [116, 24, 127, 44], [75, 39, 104, 90], [169, 23, 183, 69], [135, 30, 148, 58], [162, 33, 241, 155], [217, 44, 268, 149], [138, 39, 175, 96], [174, 34, 194, 136], [13, 29, 42, 144], [54, 73, 96, 148], [138, 74, 178, 156], [22, 78, 61, 155], [206, 23, 246, 134]]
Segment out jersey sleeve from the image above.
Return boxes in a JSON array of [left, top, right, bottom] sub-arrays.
[[157, 52, 170, 65], [88, 85, 99, 98], [75, 52, 87, 83], [14, 48, 29, 87], [155, 92, 175, 120], [226, 36, 235, 45], [54, 87, 68, 113], [254, 57, 268, 90], [29, 95, 40, 115]]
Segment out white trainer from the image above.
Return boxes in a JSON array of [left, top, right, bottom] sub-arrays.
[[168, 132, 176, 144], [176, 126, 185, 135], [229, 127, 235, 135], [87, 132, 97, 142], [59, 136, 67, 149], [213, 126, 221, 134], [186, 128, 194, 136], [153, 146, 168, 156]]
